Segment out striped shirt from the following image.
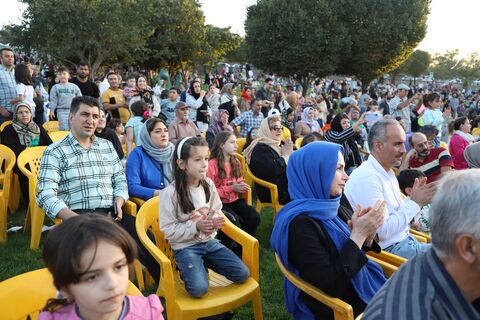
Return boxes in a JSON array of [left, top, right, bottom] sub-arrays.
[[363, 249, 480, 319], [0, 64, 17, 113], [231, 110, 264, 137], [408, 147, 454, 183], [36, 133, 129, 218]]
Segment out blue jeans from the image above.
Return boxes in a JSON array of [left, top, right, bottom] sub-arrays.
[[173, 239, 250, 298], [384, 235, 430, 259]]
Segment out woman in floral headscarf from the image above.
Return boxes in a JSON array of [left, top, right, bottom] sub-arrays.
[[206, 109, 233, 148]]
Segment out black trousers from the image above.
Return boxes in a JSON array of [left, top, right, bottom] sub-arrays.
[[74, 209, 160, 284], [223, 198, 260, 237]]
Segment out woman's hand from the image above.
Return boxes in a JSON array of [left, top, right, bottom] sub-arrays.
[[348, 200, 386, 249], [281, 139, 294, 159]]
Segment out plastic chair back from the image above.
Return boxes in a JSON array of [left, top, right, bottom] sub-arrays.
[[0, 120, 13, 134], [48, 130, 69, 142], [42, 121, 60, 133], [0, 268, 142, 320], [236, 137, 246, 152], [275, 254, 354, 320], [0, 145, 15, 242], [295, 137, 303, 149]]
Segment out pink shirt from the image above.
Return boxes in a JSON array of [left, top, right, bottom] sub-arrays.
[[38, 294, 163, 320], [449, 133, 470, 170], [207, 158, 244, 204]]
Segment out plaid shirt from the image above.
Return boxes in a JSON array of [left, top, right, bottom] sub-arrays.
[[36, 133, 129, 218], [0, 65, 17, 112], [231, 110, 264, 137]]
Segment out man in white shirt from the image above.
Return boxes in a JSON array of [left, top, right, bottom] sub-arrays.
[[389, 84, 419, 132], [345, 118, 436, 258]]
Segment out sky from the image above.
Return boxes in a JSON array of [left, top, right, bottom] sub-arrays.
[[0, 0, 478, 56]]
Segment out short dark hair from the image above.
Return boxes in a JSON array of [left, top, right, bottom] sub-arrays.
[[126, 75, 136, 81], [108, 118, 123, 131], [70, 96, 100, 114], [300, 132, 324, 148], [265, 77, 273, 84], [397, 169, 425, 194], [419, 125, 439, 138], [106, 71, 118, 79], [56, 66, 69, 74], [77, 62, 89, 69], [453, 117, 468, 131], [0, 47, 13, 55], [130, 100, 148, 117]]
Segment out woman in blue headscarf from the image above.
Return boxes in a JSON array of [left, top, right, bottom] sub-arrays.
[[271, 141, 387, 319]]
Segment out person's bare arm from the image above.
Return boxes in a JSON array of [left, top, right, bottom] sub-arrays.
[[57, 208, 78, 220]]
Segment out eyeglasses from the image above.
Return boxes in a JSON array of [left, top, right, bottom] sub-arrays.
[[270, 126, 283, 131]]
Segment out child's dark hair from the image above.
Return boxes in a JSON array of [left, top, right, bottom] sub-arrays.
[[300, 132, 324, 148], [42, 215, 137, 312], [56, 66, 69, 74], [173, 137, 210, 213], [453, 116, 468, 131], [108, 118, 123, 131], [397, 169, 426, 194], [131, 100, 148, 117], [14, 63, 32, 86], [210, 132, 242, 179]]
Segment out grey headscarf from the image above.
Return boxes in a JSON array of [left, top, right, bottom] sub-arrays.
[[138, 119, 174, 183], [464, 142, 480, 168]]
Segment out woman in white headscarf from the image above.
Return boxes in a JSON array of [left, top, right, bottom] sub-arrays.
[[295, 106, 321, 138]]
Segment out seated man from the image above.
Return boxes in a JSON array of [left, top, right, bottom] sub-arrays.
[[231, 98, 264, 137], [345, 119, 436, 259], [36, 95, 159, 283], [168, 101, 200, 144], [363, 170, 480, 319], [405, 132, 453, 183]]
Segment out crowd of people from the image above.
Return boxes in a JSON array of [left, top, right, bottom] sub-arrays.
[[1, 45, 480, 319]]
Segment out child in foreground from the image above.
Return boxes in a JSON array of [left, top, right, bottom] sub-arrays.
[[159, 136, 250, 298], [39, 215, 163, 320]]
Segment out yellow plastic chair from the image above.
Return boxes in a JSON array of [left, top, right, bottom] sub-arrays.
[[42, 121, 60, 133], [275, 254, 355, 320], [0, 120, 12, 134], [295, 137, 303, 149], [0, 268, 143, 320], [130, 196, 146, 209], [366, 250, 406, 278], [135, 197, 263, 320], [0, 145, 15, 243], [409, 229, 431, 243], [244, 162, 283, 217], [236, 137, 246, 152], [48, 130, 69, 142]]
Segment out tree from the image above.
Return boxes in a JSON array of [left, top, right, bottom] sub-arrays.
[[391, 50, 431, 84], [429, 50, 460, 80], [1, 0, 154, 75], [225, 38, 249, 64], [245, 0, 350, 95], [337, 0, 430, 87], [203, 25, 242, 66]]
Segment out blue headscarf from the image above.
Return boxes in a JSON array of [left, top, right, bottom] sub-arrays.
[[271, 141, 386, 319]]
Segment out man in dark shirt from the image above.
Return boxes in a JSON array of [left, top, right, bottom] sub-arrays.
[[363, 170, 480, 319], [70, 63, 99, 98]]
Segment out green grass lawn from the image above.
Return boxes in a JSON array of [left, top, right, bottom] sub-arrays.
[[0, 203, 291, 319]]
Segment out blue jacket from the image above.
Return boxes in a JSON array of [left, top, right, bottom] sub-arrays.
[[126, 146, 166, 200]]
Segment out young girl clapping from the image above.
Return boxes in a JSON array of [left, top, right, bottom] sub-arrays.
[[159, 136, 250, 298]]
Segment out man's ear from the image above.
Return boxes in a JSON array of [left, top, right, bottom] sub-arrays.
[[176, 158, 186, 170], [68, 112, 73, 123], [455, 234, 478, 264]]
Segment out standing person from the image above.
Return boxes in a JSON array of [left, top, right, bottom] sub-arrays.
[[102, 71, 130, 124], [256, 77, 274, 106], [389, 84, 420, 133], [271, 142, 387, 319], [421, 93, 444, 145], [48, 66, 82, 130], [168, 101, 200, 144], [449, 116, 474, 170], [1, 102, 52, 199], [160, 87, 180, 126], [159, 137, 250, 299], [185, 80, 209, 132], [129, 75, 161, 118], [0, 47, 16, 123], [36, 95, 159, 283], [126, 118, 174, 201], [205, 83, 221, 121], [69, 63, 100, 98], [363, 170, 480, 319], [239, 86, 253, 113], [125, 101, 149, 156], [208, 132, 260, 237], [38, 215, 164, 319], [12, 63, 36, 109]]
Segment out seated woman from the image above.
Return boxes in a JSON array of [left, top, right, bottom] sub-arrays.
[[271, 141, 387, 319], [94, 108, 124, 161], [242, 126, 258, 152], [126, 118, 174, 201], [295, 106, 321, 138], [243, 115, 293, 205], [205, 109, 233, 149], [449, 116, 474, 170], [325, 112, 365, 174], [1, 102, 52, 199]]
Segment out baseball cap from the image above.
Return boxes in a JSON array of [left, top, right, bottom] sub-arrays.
[[267, 109, 281, 118], [175, 101, 189, 109], [396, 83, 410, 91]]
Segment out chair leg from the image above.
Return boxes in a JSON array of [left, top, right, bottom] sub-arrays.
[[0, 199, 6, 243], [23, 205, 31, 232], [8, 175, 20, 214], [252, 288, 263, 320], [133, 260, 145, 291], [30, 206, 45, 250]]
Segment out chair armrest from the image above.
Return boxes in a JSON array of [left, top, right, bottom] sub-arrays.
[[241, 188, 252, 206], [410, 229, 431, 243], [366, 255, 398, 278], [367, 250, 407, 277], [411, 233, 427, 243], [251, 174, 279, 205], [220, 212, 259, 281], [124, 200, 137, 217], [130, 197, 146, 209]]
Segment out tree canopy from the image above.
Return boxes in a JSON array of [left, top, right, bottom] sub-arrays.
[[245, 0, 431, 88]]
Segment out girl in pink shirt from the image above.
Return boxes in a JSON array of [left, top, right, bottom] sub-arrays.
[[38, 215, 163, 320], [208, 131, 260, 237]]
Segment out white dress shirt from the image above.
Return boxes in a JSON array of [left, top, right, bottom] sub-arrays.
[[344, 154, 420, 248]]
